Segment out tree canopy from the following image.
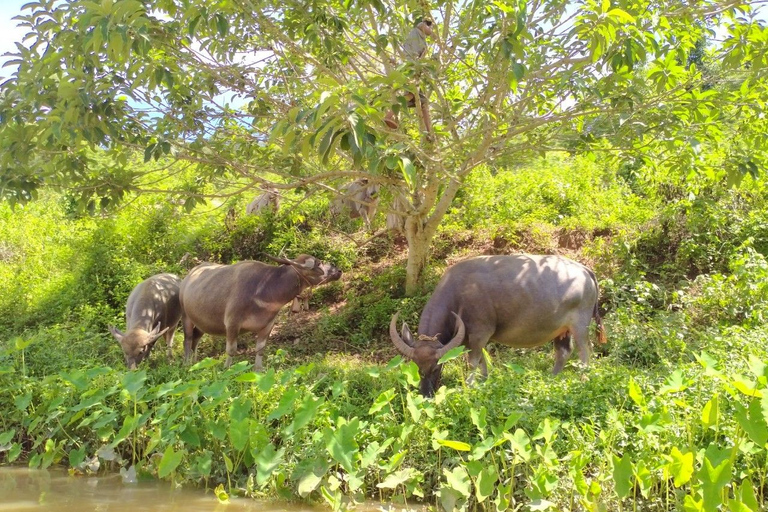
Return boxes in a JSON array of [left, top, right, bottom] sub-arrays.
[[1, 0, 767, 291]]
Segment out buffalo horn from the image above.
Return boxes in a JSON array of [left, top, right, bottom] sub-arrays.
[[389, 313, 415, 359], [262, 253, 294, 266], [144, 326, 170, 346], [435, 313, 466, 359]]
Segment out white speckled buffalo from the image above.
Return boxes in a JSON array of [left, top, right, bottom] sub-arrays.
[[390, 254, 607, 397], [179, 254, 342, 370], [109, 273, 182, 370]]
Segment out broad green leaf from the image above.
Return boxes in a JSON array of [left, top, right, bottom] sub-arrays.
[[254, 443, 284, 486], [436, 439, 471, 451], [324, 417, 359, 473], [438, 346, 465, 364], [377, 467, 419, 489], [735, 399, 768, 446], [286, 393, 323, 435], [606, 8, 635, 23], [506, 429, 532, 462], [612, 452, 633, 499], [0, 429, 15, 445], [443, 466, 471, 497], [476, 466, 498, 503], [628, 377, 646, 407], [368, 388, 396, 415], [229, 418, 250, 452], [470, 406, 487, 434], [701, 394, 719, 429], [157, 445, 184, 478], [266, 388, 299, 421], [121, 370, 147, 398], [698, 445, 732, 512], [297, 465, 327, 497], [667, 447, 694, 487]]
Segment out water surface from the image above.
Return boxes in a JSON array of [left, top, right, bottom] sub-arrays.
[[0, 466, 318, 512]]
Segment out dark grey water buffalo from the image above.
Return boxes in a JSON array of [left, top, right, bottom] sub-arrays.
[[330, 179, 380, 228], [246, 187, 280, 216], [390, 254, 607, 397], [179, 254, 342, 370], [109, 273, 182, 370]]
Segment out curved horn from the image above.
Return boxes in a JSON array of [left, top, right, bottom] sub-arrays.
[[436, 312, 466, 359], [261, 253, 293, 265], [143, 326, 170, 347], [389, 313, 415, 359]]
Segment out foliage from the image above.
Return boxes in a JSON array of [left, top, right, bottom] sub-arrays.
[[2, 0, 767, 292]]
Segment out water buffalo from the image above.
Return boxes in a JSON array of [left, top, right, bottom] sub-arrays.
[[179, 254, 342, 369], [390, 254, 607, 397], [109, 273, 182, 370], [330, 179, 380, 228], [246, 187, 280, 216]]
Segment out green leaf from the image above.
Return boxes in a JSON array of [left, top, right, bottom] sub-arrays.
[[476, 466, 498, 503], [324, 418, 360, 473], [377, 467, 419, 489], [698, 445, 732, 512], [437, 439, 471, 451], [438, 345, 465, 364], [470, 406, 487, 434], [121, 370, 147, 397], [735, 399, 768, 446], [266, 388, 299, 421], [229, 418, 250, 452], [628, 377, 645, 407], [157, 445, 184, 478], [297, 462, 328, 497], [254, 443, 284, 486], [701, 394, 719, 429], [606, 8, 635, 23], [368, 388, 396, 415], [666, 447, 693, 487], [506, 429, 532, 462], [0, 429, 15, 445], [443, 466, 471, 497], [286, 393, 323, 435], [612, 452, 633, 499]]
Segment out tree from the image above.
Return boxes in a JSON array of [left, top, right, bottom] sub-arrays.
[[1, 0, 767, 294]]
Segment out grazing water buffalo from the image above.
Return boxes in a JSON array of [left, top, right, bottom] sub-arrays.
[[109, 273, 182, 370], [330, 179, 380, 228], [246, 187, 280, 216], [179, 254, 342, 369], [390, 254, 607, 397]]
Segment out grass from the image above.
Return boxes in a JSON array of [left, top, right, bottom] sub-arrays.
[[2, 154, 768, 510]]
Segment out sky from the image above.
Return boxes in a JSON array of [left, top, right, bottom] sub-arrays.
[[0, 0, 29, 82]]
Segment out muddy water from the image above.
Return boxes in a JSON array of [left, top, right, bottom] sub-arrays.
[[0, 467, 319, 512]]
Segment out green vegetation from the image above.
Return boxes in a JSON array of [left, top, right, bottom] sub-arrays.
[[2, 155, 768, 512]]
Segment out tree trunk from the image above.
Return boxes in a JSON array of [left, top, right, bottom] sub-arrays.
[[403, 213, 432, 295]]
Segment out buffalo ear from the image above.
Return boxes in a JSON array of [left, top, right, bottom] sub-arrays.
[[108, 326, 125, 343], [401, 323, 414, 346], [301, 257, 316, 269]]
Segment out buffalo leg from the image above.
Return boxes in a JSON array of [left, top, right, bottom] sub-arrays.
[[225, 325, 240, 368], [164, 327, 176, 359], [466, 332, 493, 385], [552, 334, 573, 375], [182, 315, 204, 363], [253, 318, 278, 372]]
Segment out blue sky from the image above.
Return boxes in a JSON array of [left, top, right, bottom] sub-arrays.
[[0, 0, 29, 82]]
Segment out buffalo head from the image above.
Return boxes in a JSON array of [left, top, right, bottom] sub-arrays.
[[109, 324, 170, 370], [263, 253, 342, 286], [390, 312, 466, 397]]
